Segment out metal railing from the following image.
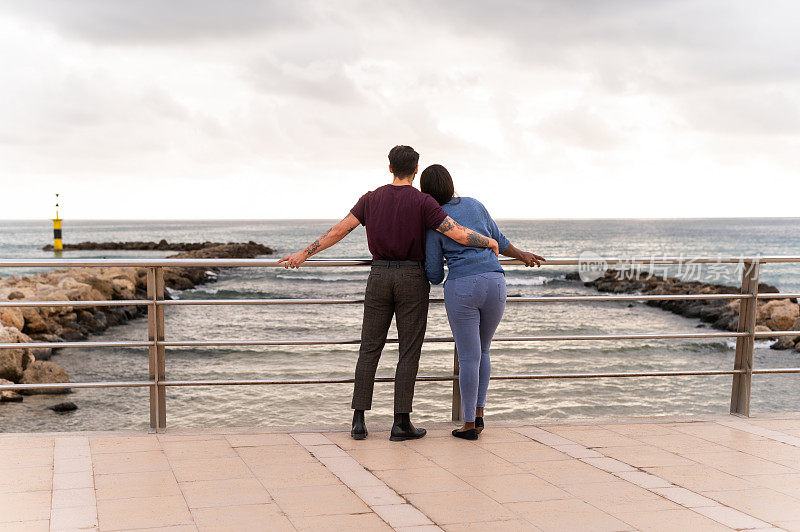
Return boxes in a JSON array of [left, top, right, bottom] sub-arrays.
[[1, 256, 800, 432]]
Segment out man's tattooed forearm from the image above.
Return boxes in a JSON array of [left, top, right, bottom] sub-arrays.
[[303, 227, 332, 256], [466, 230, 489, 247]]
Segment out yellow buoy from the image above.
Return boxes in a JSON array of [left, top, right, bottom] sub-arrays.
[[51, 193, 63, 251]]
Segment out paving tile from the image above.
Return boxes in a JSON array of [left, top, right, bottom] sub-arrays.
[[477, 441, 568, 463], [251, 461, 341, 488], [326, 431, 397, 450], [374, 467, 472, 494], [235, 444, 315, 465], [467, 428, 530, 443], [305, 444, 349, 458], [462, 473, 570, 503], [372, 503, 433, 528], [53, 457, 92, 474], [51, 487, 96, 509], [643, 464, 757, 492], [291, 433, 332, 446], [53, 470, 93, 490], [615, 471, 672, 489], [90, 436, 160, 454], [157, 432, 226, 443], [396, 526, 444, 532], [92, 450, 170, 475], [269, 484, 369, 517], [180, 477, 271, 508], [553, 444, 603, 459], [347, 447, 438, 470], [692, 505, 771, 529], [350, 483, 405, 506], [0, 448, 52, 468], [95, 470, 181, 500], [546, 427, 641, 448], [702, 487, 800, 522], [600, 445, 695, 468], [443, 519, 539, 531], [512, 426, 576, 447], [613, 508, 731, 531], [405, 490, 514, 524], [564, 480, 681, 514], [191, 503, 293, 531], [97, 495, 193, 530], [290, 512, 393, 531], [224, 433, 296, 447], [650, 486, 718, 508], [602, 423, 677, 437], [581, 456, 637, 473], [49, 505, 98, 530], [0, 466, 52, 493], [161, 439, 239, 461], [681, 450, 794, 476], [743, 472, 800, 498], [634, 434, 727, 454], [0, 521, 49, 531], [0, 491, 51, 522], [507, 498, 633, 532], [777, 521, 800, 532], [170, 457, 253, 482], [0, 438, 53, 450], [431, 452, 523, 477], [519, 459, 619, 486]]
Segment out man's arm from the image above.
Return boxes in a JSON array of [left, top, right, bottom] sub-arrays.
[[502, 243, 546, 267], [436, 216, 500, 256], [278, 213, 360, 269]]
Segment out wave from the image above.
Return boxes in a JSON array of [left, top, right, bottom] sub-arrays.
[[275, 274, 363, 282], [505, 276, 551, 286]]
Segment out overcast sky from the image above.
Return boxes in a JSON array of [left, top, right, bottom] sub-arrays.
[[1, 0, 798, 220]]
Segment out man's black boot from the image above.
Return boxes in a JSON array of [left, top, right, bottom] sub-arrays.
[[390, 413, 426, 441], [351, 409, 367, 440]]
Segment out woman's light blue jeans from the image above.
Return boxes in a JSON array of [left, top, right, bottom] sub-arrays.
[[443, 272, 506, 422]]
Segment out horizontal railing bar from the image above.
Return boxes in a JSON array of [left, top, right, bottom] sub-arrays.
[[0, 331, 745, 351], [752, 368, 800, 374], [757, 293, 800, 299], [158, 293, 752, 307], [161, 332, 746, 348], [160, 369, 745, 386], [754, 330, 800, 338], [2, 256, 800, 268], [0, 381, 155, 390], [0, 300, 149, 308], [0, 341, 152, 349]]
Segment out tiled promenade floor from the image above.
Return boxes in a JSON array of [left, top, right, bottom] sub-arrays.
[[2, 415, 800, 531]]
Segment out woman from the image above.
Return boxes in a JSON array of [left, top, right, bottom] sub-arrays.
[[421, 164, 545, 439]]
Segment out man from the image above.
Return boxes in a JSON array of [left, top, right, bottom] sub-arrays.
[[279, 145, 499, 441]]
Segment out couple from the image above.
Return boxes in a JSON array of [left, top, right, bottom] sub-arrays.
[[279, 146, 544, 441]]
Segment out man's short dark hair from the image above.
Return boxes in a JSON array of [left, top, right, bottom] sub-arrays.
[[388, 145, 419, 178]]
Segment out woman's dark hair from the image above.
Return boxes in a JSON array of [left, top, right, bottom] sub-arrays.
[[420, 164, 460, 206], [388, 145, 419, 177]]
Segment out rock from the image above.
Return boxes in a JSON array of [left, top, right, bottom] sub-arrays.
[[0, 308, 25, 330], [0, 349, 25, 381], [771, 337, 796, 350], [7, 291, 25, 300], [766, 301, 799, 331], [19, 360, 69, 394], [21, 308, 49, 334], [48, 401, 77, 412], [0, 378, 23, 402]]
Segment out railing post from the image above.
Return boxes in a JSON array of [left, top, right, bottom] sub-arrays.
[[147, 267, 167, 432], [730, 259, 759, 417], [451, 346, 462, 422]]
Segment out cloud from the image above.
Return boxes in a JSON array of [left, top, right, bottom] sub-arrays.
[[0, 0, 306, 43]]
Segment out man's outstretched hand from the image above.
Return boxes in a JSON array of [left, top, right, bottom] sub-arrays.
[[519, 251, 545, 267], [278, 251, 308, 269]]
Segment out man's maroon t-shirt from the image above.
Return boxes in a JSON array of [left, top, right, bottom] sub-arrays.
[[350, 184, 448, 261]]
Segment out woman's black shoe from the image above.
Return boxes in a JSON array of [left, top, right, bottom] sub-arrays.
[[452, 427, 479, 440], [351, 409, 368, 440], [475, 417, 484, 434]]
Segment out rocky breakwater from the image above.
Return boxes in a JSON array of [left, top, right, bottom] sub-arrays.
[[567, 270, 800, 352], [0, 241, 273, 401]]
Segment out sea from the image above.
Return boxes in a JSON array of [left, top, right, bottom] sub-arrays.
[[1, 218, 799, 432]]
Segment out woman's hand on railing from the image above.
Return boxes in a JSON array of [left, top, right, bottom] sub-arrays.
[[501, 243, 545, 267]]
